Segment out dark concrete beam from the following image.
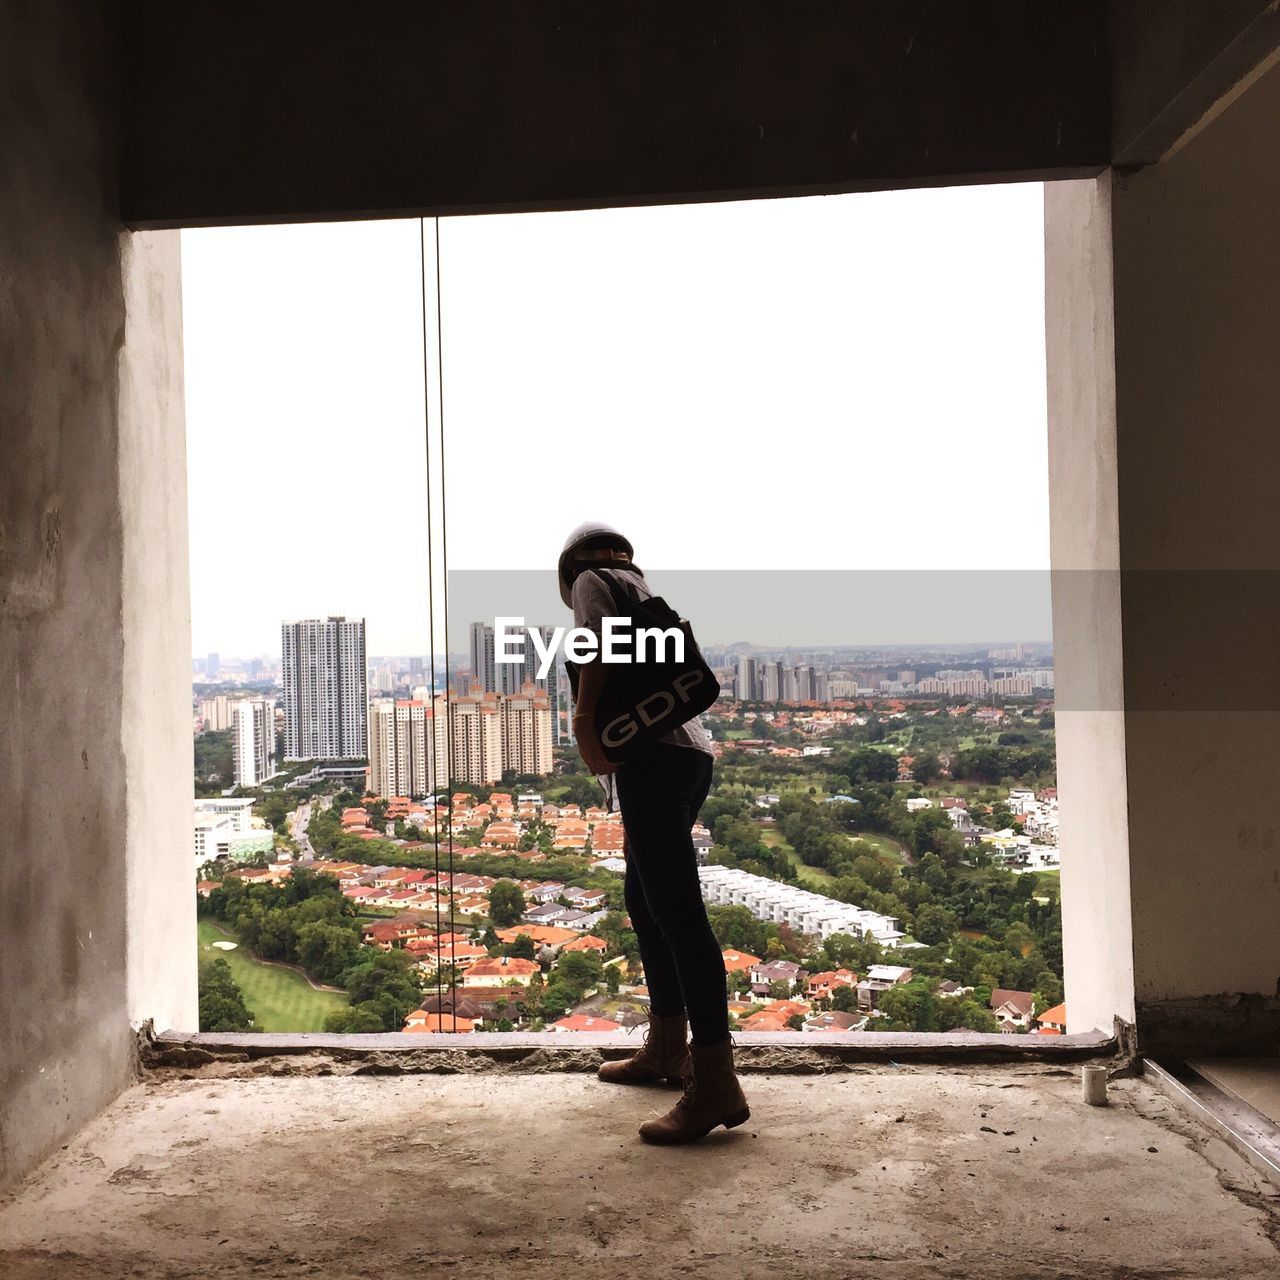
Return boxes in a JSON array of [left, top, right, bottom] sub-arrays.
[[1110, 0, 1280, 164], [122, 0, 1109, 228]]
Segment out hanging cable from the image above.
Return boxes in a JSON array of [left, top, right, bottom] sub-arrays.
[[421, 215, 458, 1029], [420, 217, 446, 1024], [434, 216, 458, 1010]]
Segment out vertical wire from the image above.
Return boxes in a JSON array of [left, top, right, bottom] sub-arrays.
[[420, 217, 444, 1023], [434, 215, 458, 1012]]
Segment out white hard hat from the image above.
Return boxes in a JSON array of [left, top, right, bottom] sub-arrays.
[[557, 522, 634, 606]]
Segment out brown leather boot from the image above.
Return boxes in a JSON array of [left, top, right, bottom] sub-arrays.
[[597, 1012, 690, 1086], [637, 1038, 750, 1143]]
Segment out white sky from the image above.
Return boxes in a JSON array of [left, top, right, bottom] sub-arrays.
[[183, 183, 1049, 658]]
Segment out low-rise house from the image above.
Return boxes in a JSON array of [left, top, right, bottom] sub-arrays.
[[563, 886, 608, 910], [527, 881, 565, 904], [591, 824, 625, 853], [462, 956, 540, 987], [804, 1010, 864, 1032], [807, 968, 858, 1001], [691, 827, 714, 864], [404, 1011, 481, 1033], [524, 902, 571, 925], [749, 959, 809, 996], [722, 949, 762, 974], [230, 865, 293, 885], [556, 908, 608, 932], [411, 940, 489, 972], [738, 1009, 791, 1032], [856, 964, 914, 1012], [761, 998, 811, 1020], [496, 924, 579, 953], [990, 988, 1036, 1031], [549, 1014, 620, 1034], [362, 917, 433, 949], [561, 934, 609, 954], [481, 822, 521, 850], [1034, 1002, 1068, 1035]]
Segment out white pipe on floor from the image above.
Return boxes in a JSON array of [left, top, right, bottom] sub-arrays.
[[1082, 1063, 1109, 1106]]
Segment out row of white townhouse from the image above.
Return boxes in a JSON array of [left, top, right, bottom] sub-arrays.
[[697, 865, 904, 946]]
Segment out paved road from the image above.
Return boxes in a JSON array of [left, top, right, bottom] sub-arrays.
[[289, 801, 315, 859]]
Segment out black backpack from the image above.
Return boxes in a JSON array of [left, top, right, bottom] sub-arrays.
[[565, 569, 720, 764]]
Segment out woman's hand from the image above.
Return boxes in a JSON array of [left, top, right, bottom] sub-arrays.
[[575, 716, 616, 775]]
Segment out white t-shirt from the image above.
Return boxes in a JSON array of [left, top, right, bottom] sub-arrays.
[[570, 566, 714, 758]]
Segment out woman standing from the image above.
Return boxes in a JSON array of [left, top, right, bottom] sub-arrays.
[[558, 522, 749, 1144]]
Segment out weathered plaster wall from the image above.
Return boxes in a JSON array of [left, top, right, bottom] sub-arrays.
[[1111, 59, 1280, 1049], [0, 2, 193, 1189], [0, 0, 133, 1188], [1044, 174, 1137, 1036], [119, 230, 196, 1035]]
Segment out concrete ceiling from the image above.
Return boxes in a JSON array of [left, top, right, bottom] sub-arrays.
[[120, 1, 1280, 227]]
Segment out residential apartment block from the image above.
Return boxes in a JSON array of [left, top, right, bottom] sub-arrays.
[[499, 685, 554, 777], [193, 797, 273, 867], [232, 698, 276, 787], [199, 693, 237, 732], [470, 620, 563, 743], [281, 616, 368, 761], [698, 864, 904, 945], [368, 697, 448, 799]]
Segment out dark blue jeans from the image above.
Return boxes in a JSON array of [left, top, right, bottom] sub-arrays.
[[616, 744, 728, 1046]]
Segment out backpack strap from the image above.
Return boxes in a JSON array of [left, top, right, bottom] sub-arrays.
[[591, 567, 634, 616]]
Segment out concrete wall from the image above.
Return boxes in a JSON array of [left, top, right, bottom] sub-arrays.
[[1044, 175, 1137, 1036], [119, 230, 196, 1034], [0, 2, 194, 1189], [1110, 58, 1280, 1053]]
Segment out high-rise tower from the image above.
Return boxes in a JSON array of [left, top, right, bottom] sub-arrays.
[[281, 617, 368, 760]]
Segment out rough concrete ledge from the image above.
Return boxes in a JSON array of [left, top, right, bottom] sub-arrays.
[[145, 1026, 1115, 1077]]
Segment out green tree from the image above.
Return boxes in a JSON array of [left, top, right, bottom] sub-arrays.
[[339, 949, 422, 1030], [488, 879, 527, 927], [555, 949, 604, 997], [847, 747, 897, 785], [198, 958, 255, 1031], [323, 1006, 384, 1033], [831, 985, 859, 1014], [506, 933, 536, 961], [194, 730, 234, 794], [912, 752, 943, 784], [913, 904, 958, 947], [934, 997, 999, 1034], [294, 921, 362, 984]]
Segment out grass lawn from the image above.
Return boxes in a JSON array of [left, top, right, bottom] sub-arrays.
[[198, 919, 348, 1032], [850, 830, 912, 866], [759, 826, 836, 886], [1029, 869, 1061, 897]]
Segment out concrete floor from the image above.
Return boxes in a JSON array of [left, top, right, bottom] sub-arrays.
[[1, 1065, 1278, 1279]]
